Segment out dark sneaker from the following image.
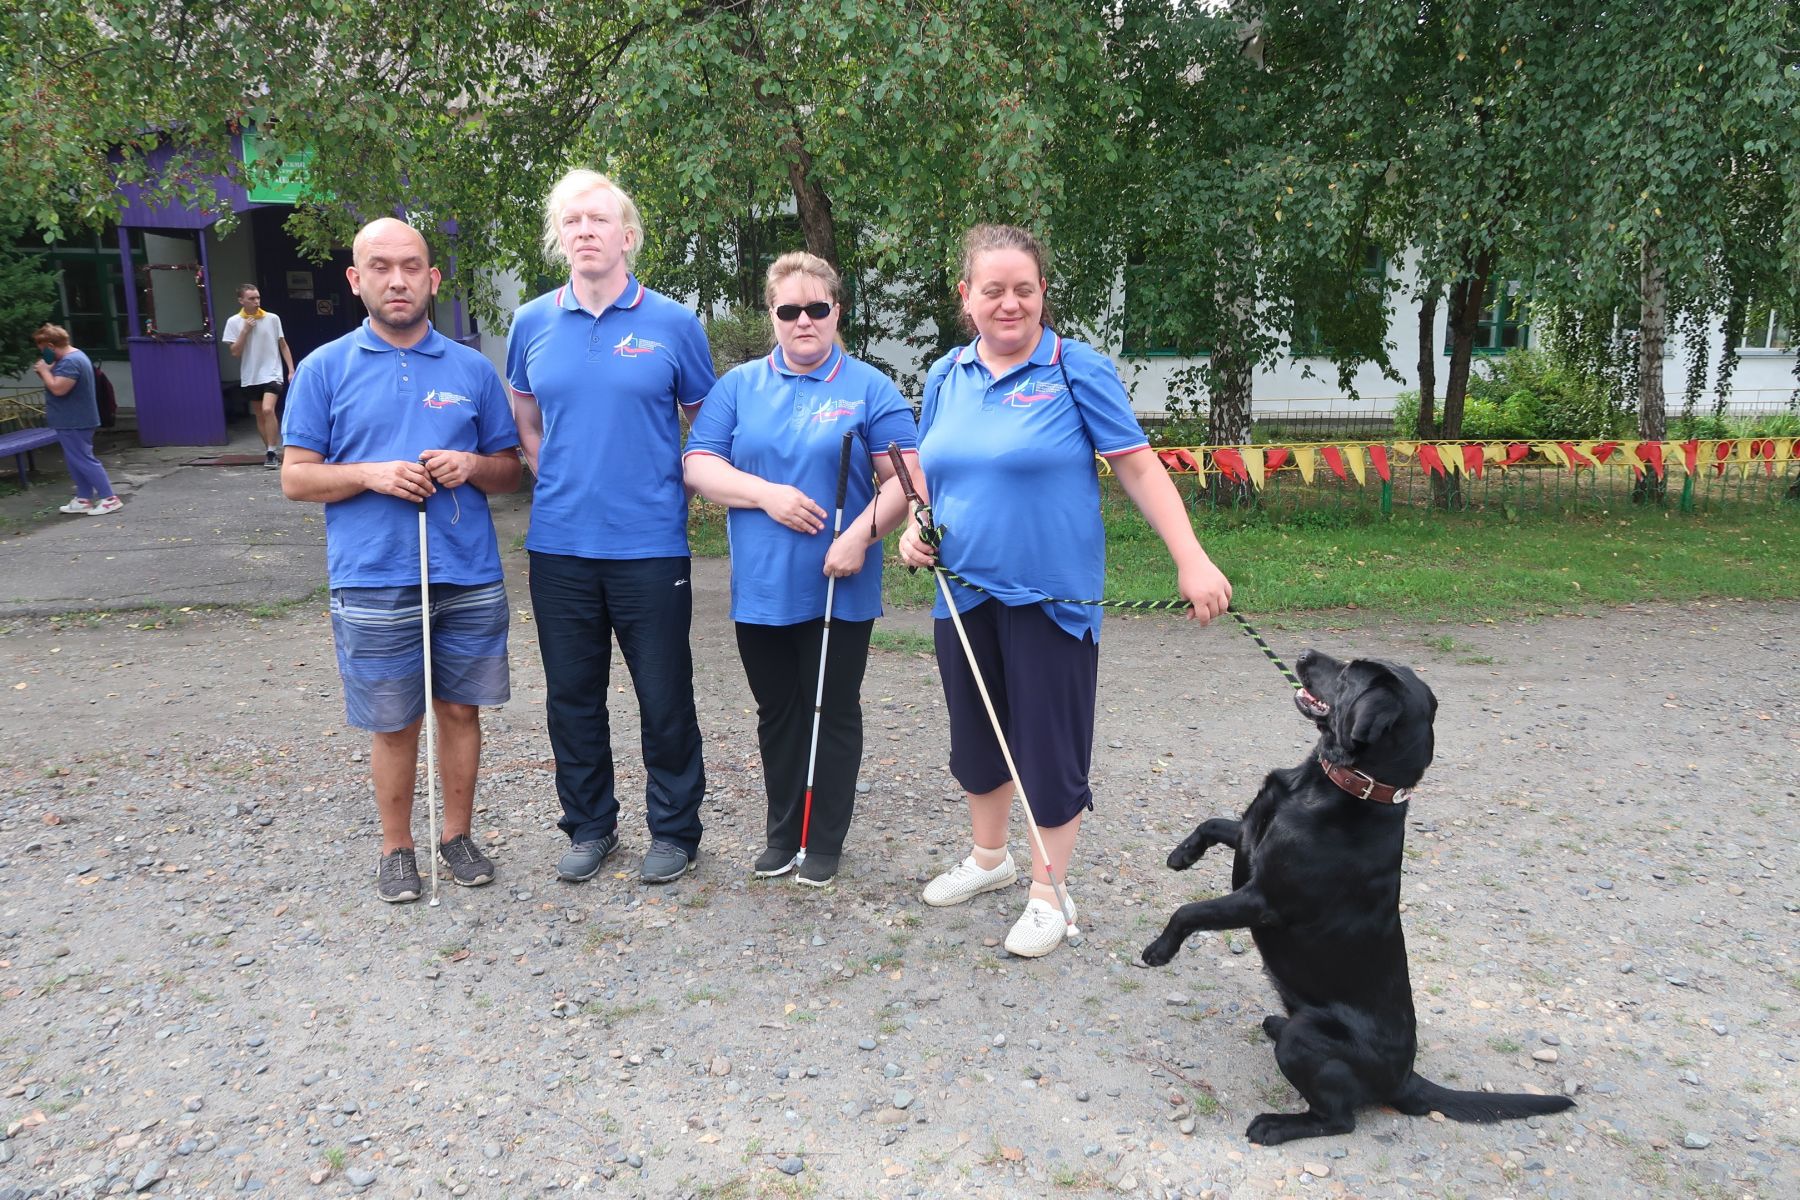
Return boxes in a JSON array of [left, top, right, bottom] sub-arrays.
[[263, 449, 280, 470], [795, 852, 839, 888], [753, 846, 797, 878], [640, 840, 695, 884], [376, 847, 422, 903], [557, 832, 619, 882], [439, 834, 495, 887]]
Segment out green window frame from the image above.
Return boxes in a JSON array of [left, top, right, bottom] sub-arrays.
[[1739, 301, 1791, 351], [1468, 278, 1530, 354], [18, 228, 146, 358]]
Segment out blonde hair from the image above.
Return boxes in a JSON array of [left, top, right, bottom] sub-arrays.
[[33, 323, 71, 349], [542, 169, 644, 268], [959, 223, 1055, 330], [764, 251, 841, 308]]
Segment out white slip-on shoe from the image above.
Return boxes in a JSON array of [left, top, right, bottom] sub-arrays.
[[922, 851, 1017, 907], [1004, 895, 1077, 958]]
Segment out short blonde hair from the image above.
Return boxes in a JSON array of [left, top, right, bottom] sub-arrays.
[[33, 323, 71, 349], [764, 251, 841, 308], [542, 169, 644, 268]]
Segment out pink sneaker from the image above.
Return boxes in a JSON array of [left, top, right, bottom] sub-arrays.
[[87, 496, 123, 515]]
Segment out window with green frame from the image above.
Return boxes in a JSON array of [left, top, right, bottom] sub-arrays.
[[1468, 278, 1530, 353], [1739, 300, 1791, 350], [1121, 263, 1210, 357], [17, 227, 146, 358], [1289, 245, 1388, 358]]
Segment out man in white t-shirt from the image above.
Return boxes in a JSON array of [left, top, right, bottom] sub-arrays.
[[223, 282, 297, 469]]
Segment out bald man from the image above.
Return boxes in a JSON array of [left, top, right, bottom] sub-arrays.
[[281, 218, 524, 903]]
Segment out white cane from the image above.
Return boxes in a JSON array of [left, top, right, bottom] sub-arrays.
[[884, 444, 1078, 937], [797, 431, 856, 870], [416, 479, 440, 907]]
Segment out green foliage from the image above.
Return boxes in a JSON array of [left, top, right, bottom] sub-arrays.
[[703, 305, 771, 376], [0, 229, 58, 376], [1669, 411, 1800, 440], [1393, 351, 1626, 441]]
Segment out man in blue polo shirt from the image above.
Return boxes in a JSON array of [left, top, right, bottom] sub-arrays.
[[507, 169, 717, 885], [282, 217, 523, 903]]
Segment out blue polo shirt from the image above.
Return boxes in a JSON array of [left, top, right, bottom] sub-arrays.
[[918, 327, 1148, 641], [506, 276, 716, 559], [283, 320, 521, 589], [684, 344, 917, 625], [47, 350, 99, 429]]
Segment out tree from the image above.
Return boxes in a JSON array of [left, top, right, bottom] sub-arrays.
[[1523, 0, 1800, 500], [0, 229, 59, 376]]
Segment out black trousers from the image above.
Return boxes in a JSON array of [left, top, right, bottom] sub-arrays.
[[735, 617, 873, 857], [529, 551, 706, 855]]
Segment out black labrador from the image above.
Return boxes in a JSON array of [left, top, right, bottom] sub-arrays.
[[1141, 649, 1574, 1144]]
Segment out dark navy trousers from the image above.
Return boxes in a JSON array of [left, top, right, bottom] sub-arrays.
[[528, 551, 705, 855]]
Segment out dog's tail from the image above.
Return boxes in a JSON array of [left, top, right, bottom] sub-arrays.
[[1390, 1073, 1574, 1123]]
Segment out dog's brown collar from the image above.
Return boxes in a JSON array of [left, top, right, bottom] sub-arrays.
[[1319, 757, 1412, 805]]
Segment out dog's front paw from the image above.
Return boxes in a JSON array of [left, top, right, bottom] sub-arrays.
[[1245, 1112, 1305, 1145], [1166, 835, 1210, 871], [1140, 936, 1178, 968]]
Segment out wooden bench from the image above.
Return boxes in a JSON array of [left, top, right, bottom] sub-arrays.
[[0, 426, 60, 487]]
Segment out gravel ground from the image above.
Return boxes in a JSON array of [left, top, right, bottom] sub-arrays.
[[0, 537, 1794, 1199]]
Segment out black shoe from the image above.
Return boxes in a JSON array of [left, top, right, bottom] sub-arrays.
[[375, 848, 422, 903], [439, 834, 495, 887], [640, 840, 696, 883], [264, 449, 280, 470], [795, 852, 839, 888], [753, 846, 797, 878], [557, 832, 620, 882]]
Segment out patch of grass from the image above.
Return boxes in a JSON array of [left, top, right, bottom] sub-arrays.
[[837, 492, 1800, 619], [1488, 1036, 1523, 1054], [584, 999, 658, 1024], [323, 1147, 347, 1170], [685, 987, 722, 1005], [870, 628, 933, 655]]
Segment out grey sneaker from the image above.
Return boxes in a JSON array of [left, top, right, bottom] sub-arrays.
[[640, 840, 696, 883], [753, 846, 797, 878], [795, 852, 839, 888], [376, 848, 422, 903], [439, 834, 495, 887], [557, 832, 619, 882]]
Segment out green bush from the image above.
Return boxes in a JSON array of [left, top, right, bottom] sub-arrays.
[[704, 304, 771, 375], [1670, 410, 1800, 440], [1390, 352, 1624, 441]]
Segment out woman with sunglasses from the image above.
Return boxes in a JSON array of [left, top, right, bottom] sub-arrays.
[[897, 224, 1232, 957], [684, 252, 920, 887]]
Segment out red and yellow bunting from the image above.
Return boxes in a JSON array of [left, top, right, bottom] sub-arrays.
[[1110, 438, 1798, 487]]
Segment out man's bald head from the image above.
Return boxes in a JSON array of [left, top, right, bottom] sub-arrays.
[[352, 218, 431, 269], [346, 218, 440, 343]]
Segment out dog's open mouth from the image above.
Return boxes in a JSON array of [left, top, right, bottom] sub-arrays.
[[1293, 687, 1331, 719]]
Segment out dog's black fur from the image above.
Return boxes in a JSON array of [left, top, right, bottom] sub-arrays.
[[1141, 649, 1574, 1145]]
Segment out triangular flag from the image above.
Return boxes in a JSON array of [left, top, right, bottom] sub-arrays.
[[1681, 439, 1700, 475], [1264, 447, 1290, 473], [1462, 443, 1485, 478], [1245, 447, 1267, 489], [1417, 444, 1446, 476], [1504, 443, 1530, 468], [1321, 445, 1348, 480], [1590, 441, 1620, 464], [1368, 445, 1391, 482], [1293, 446, 1317, 483], [1347, 445, 1367, 485], [1540, 443, 1570, 469], [1635, 441, 1664, 477], [1212, 447, 1247, 483]]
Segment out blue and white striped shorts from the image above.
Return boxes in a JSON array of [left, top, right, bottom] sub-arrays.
[[329, 581, 511, 732]]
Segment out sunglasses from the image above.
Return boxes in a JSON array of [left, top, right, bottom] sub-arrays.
[[774, 301, 833, 322]]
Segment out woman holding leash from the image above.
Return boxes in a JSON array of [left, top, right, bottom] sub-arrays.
[[684, 252, 919, 887], [899, 224, 1232, 957]]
